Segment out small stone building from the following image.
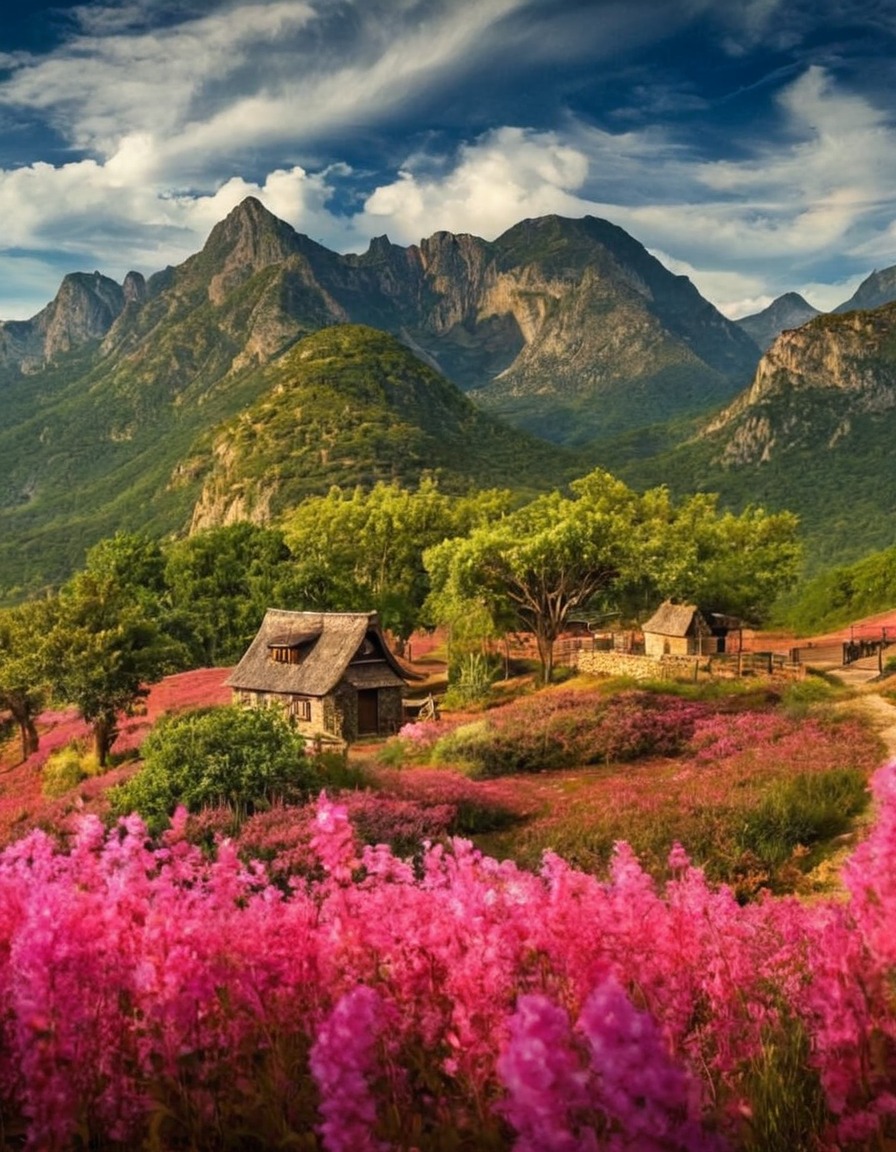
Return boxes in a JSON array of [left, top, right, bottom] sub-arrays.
[[227, 609, 421, 745], [641, 601, 713, 658]]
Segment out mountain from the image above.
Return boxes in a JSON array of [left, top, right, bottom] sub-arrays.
[[188, 324, 582, 531], [1, 200, 762, 440], [735, 292, 821, 351], [833, 264, 896, 314], [0, 271, 140, 376], [467, 215, 762, 445], [611, 302, 896, 569], [0, 198, 763, 596]]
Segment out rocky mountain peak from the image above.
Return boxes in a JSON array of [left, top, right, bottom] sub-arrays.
[[833, 264, 896, 314], [735, 292, 821, 351], [201, 196, 317, 305], [704, 302, 896, 466], [122, 271, 147, 304]]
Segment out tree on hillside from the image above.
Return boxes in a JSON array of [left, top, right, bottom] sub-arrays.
[[164, 523, 295, 665], [0, 598, 57, 762], [47, 570, 178, 766], [424, 470, 645, 683], [281, 479, 512, 647]]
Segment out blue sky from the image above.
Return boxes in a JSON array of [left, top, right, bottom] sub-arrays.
[[0, 0, 894, 319]]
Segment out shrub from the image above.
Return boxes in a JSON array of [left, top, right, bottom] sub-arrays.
[[41, 745, 101, 799], [442, 650, 499, 707], [432, 690, 707, 777], [110, 705, 315, 832]]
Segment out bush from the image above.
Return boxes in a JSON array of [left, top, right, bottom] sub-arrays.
[[442, 651, 499, 707], [432, 690, 707, 778], [41, 745, 101, 798], [110, 705, 315, 832]]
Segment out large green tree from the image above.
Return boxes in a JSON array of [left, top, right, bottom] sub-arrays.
[[47, 570, 177, 765], [0, 598, 56, 761], [425, 469, 802, 683], [163, 523, 296, 665], [281, 479, 512, 646], [425, 470, 646, 683]]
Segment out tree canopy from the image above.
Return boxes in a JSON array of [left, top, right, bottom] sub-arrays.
[[47, 569, 178, 765], [0, 599, 56, 761], [425, 469, 801, 682], [280, 479, 512, 645]]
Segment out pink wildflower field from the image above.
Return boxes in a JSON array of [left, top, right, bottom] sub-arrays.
[[0, 775, 895, 1149], [1, 669, 896, 1148]]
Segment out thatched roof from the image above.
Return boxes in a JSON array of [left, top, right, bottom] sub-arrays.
[[641, 601, 710, 638], [226, 609, 420, 696]]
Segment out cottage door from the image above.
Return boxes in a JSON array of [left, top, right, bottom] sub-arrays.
[[357, 689, 379, 735]]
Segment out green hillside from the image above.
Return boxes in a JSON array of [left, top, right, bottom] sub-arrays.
[[188, 324, 584, 528]]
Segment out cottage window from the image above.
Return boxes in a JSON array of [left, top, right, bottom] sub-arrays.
[[270, 645, 302, 665], [289, 697, 312, 721]]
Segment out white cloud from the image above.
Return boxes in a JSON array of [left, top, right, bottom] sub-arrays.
[[360, 128, 590, 243], [0, 0, 892, 329]]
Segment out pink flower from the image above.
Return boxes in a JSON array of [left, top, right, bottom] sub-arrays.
[[309, 986, 386, 1152]]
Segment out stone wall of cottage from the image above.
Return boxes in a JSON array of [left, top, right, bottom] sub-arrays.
[[378, 687, 404, 735]]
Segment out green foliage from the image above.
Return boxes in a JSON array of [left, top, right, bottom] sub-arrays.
[[280, 478, 512, 642], [163, 522, 296, 665], [425, 467, 800, 683], [41, 745, 101, 798], [775, 543, 896, 634], [740, 1016, 829, 1152], [736, 768, 868, 869], [442, 651, 499, 707], [110, 705, 315, 832], [47, 569, 178, 765], [777, 674, 841, 715], [0, 597, 56, 760], [430, 721, 493, 771]]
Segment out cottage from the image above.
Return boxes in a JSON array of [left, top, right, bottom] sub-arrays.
[[641, 601, 713, 658], [227, 609, 421, 745], [641, 601, 748, 657]]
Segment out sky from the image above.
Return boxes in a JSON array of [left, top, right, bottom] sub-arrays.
[[0, 0, 895, 320]]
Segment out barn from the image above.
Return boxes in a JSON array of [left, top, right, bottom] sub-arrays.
[[227, 609, 421, 745]]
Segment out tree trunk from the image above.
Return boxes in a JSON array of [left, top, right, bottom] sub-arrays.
[[536, 630, 555, 685], [18, 715, 39, 762], [93, 716, 118, 767]]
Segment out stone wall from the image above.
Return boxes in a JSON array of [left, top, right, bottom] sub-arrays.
[[576, 651, 703, 681]]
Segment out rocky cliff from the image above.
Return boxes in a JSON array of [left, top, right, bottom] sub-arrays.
[[704, 302, 896, 466], [0, 270, 136, 375]]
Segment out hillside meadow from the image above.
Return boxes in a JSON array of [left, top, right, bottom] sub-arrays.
[[1, 657, 896, 1148]]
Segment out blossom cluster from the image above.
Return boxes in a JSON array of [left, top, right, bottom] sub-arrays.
[[1, 765, 896, 1149]]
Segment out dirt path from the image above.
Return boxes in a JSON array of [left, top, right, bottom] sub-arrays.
[[843, 689, 896, 759]]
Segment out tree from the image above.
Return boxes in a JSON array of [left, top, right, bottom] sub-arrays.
[[163, 523, 295, 665], [281, 480, 512, 647], [664, 496, 802, 622], [0, 598, 56, 762], [425, 470, 644, 683], [47, 570, 176, 766], [424, 469, 803, 683]]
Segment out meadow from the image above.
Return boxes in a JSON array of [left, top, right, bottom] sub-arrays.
[[0, 667, 894, 1149]]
